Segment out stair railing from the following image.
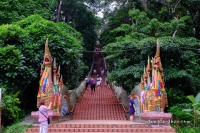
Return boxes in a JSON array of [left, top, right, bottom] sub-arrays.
[[111, 83, 129, 112]]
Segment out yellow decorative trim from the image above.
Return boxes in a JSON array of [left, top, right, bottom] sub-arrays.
[[41, 93, 46, 97]]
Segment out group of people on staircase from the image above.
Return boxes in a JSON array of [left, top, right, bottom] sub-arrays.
[[85, 75, 110, 94], [87, 47, 137, 125], [85, 49, 111, 93]]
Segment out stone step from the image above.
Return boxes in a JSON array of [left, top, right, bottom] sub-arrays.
[[25, 127, 176, 133], [24, 123, 176, 133], [49, 123, 151, 128], [26, 132, 175, 133], [72, 118, 127, 120], [73, 86, 126, 121]]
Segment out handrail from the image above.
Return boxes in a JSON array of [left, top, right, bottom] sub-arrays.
[[109, 79, 129, 116], [121, 99, 129, 113], [69, 100, 76, 113]]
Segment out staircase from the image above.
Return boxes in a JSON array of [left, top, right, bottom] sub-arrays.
[[73, 86, 126, 120], [24, 54, 176, 133], [73, 55, 126, 120], [25, 122, 176, 133]]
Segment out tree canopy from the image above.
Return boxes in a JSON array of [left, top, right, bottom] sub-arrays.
[[102, 9, 200, 108], [0, 14, 87, 125]]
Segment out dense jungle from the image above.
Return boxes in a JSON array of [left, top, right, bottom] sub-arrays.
[[0, 0, 200, 132]]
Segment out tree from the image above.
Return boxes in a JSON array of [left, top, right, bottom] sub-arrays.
[[0, 0, 56, 25], [0, 15, 87, 114], [102, 9, 200, 99], [147, 0, 200, 39], [180, 0, 200, 39], [1, 86, 24, 126], [52, 0, 99, 64]]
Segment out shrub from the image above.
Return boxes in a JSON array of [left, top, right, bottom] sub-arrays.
[[2, 124, 31, 133]]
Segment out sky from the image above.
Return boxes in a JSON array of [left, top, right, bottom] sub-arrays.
[[95, 2, 118, 18], [97, 11, 104, 18]]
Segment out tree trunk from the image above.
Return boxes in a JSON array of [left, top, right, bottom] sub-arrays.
[[65, 11, 69, 23], [172, 30, 177, 37], [142, 0, 148, 10], [56, 0, 63, 23], [194, 115, 196, 128]]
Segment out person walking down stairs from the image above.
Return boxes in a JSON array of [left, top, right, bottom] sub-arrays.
[[101, 68, 104, 76], [85, 76, 89, 91], [91, 78, 96, 94], [96, 75, 102, 89], [105, 77, 111, 89], [93, 68, 97, 75]]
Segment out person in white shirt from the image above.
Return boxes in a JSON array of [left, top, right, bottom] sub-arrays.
[[96, 75, 102, 89], [85, 76, 89, 90]]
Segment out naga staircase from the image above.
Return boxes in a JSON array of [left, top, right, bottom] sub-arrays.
[[73, 55, 126, 121], [24, 52, 176, 133], [73, 87, 126, 120]]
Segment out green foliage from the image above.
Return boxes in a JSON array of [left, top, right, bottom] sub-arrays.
[[167, 88, 187, 108], [0, 45, 30, 92], [128, 9, 192, 37], [0, 0, 56, 25], [170, 104, 200, 132], [2, 123, 31, 133], [100, 29, 116, 47], [55, 1, 98, 65], [146, 0, 197, 38], [100, 2, 143, 47], [56, 22, 83, 41], [104, 35, 200, 90], [102, 9, 200, 109], [182, 93, 200, 127], [0, 14, 86, 90], [1, 87, 25, 123], [174, 126, 200, 133], [0, 15, 87, 126], [180, 0, 200, 39], [170, 104, 192, 121]]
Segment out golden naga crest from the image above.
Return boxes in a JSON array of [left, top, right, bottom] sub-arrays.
[[140, 39, 168, 113], [37, 38, 63, 114], [44, 38, 53, 65]]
